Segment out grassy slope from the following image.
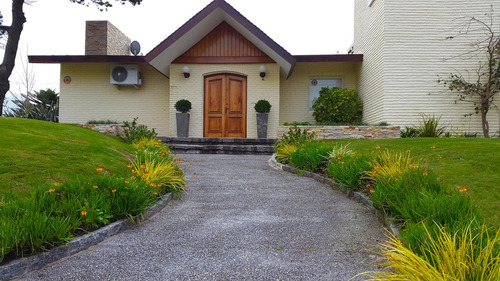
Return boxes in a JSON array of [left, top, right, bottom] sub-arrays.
[[0, 118, 134, 197], [325, 138, 500, 228]]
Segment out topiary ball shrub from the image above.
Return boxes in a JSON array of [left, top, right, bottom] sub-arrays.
[[175, 99, 192, 113], [312, 87, 363, 124], [254, 99, 272, 113]]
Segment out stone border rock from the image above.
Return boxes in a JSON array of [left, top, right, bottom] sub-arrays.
[[268, 155, 400, 237], [0, 193, 173, 281]]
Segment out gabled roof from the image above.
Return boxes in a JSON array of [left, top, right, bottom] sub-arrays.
[[145, 0, 296, 78]]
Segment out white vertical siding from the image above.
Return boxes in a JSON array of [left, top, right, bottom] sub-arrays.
[[354, 0, 386, 125], [383, 0, 500, 135]]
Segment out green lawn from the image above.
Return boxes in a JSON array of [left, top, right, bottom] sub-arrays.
[[323, 138, 500, 228], [0, 118, 134, 197]]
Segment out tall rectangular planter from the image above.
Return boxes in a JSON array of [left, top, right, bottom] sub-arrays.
[[256, 113, 269, 139], [176, 113, 190, 138]]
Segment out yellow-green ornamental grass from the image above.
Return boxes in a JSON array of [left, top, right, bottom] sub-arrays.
[[358, 223, 500, 281]]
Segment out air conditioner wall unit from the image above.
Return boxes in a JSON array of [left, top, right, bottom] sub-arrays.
[[110, 65, 142, 86]]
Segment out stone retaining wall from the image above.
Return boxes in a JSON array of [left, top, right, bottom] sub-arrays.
[[277, 125, 400, 139], [78, 124, 125, 137]]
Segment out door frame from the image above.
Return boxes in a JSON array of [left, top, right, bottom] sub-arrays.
[[203, 73, 247, 138]]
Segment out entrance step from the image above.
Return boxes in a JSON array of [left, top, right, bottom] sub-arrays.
[[160, 137, 276, 155]]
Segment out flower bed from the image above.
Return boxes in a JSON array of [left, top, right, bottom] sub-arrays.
[[273, 127, 500, 280], [0, 137, 187, 264]]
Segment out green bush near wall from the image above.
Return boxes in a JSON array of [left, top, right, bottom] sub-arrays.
[[312, 87, 363, 124]]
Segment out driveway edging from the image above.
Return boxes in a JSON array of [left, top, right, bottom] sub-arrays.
[[0, 193, 173, 281], [268, 154, 400, 237]]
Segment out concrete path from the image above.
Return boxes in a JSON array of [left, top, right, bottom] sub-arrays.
[[19, 155, 386, 281]]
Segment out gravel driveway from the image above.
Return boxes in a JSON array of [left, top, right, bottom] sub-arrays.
[[19, 154, 386, 281]]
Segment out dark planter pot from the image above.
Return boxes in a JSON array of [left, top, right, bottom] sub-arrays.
[[256, 113, 269, 139], [176, 112, 190, 138]]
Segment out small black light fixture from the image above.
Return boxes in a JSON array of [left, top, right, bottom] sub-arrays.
[[182, 66, 190, 78], [259, 65, 266, 80]]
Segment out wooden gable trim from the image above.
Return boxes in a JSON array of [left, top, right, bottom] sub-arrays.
[[173, 22, 275, 64]]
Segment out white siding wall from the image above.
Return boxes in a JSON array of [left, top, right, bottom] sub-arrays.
[[384, 0, 500, 135], [354, 0, 386, 125], [355, 0, 500, 135], [59, 63, 170, 135]]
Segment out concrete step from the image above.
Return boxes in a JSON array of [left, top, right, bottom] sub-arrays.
[[160, 137, 276, 155]]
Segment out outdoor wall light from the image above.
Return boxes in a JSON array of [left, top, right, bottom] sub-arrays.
[[259, 65, 266, 80], [182, 66, 190, 78]]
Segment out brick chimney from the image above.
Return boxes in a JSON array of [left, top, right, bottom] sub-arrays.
[[85, 21, 131, 55]]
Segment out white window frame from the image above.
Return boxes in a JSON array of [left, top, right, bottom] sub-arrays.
[[309, 77, 344, 112]]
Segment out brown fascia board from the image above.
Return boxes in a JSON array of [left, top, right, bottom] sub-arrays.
[[28, 55, 146, 64], [293, 54, 363, 63], [294, 54, 364, 62], [145, 0, 296, 68]]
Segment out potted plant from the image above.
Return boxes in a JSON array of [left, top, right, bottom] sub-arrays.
[[175, 99, 192, 138], [254, 99, 271, 139]]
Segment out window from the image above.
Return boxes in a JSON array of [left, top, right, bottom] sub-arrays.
[[309, 78, 343, 111]]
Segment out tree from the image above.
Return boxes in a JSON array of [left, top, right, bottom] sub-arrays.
[[0, 0, 142, 116], [5, 88, 59, 122], [439, 11, 500, 138]]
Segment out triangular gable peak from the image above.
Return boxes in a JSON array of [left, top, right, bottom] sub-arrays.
[[145, 0, 295, 78], [173, 22, 275, 64]]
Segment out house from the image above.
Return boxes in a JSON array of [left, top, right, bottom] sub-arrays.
[[29, 0, 500, 138]]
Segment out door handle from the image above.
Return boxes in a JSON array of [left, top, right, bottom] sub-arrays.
[[225, 107, 228, 113]]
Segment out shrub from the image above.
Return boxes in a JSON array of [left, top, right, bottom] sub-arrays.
[[359, 223, 500, 281], [275, 144, 297, 164], [401, 126, 420, 138], [283, 121, 310, 126], [4, 89, 59, 123], [326, 143, 355, 160], [289, 141, 333, 172], [312, 87, 363, 124], [174, 99, 192, 113], [418, 114, 447, 137], [87, 120, 118, 124], [327, 154, 371, 190], [123, 117, 157, 143], [254, 99, 272, 113]]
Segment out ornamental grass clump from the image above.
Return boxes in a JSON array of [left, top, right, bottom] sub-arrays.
[[275, 144, 297, 164], [327, 154, 371, 190], [358, 222, 500, 281], [367, 150, 420, 183], [289, 141, 333, 172]]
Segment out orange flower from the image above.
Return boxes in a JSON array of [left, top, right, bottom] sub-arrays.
[[366, 183, 371, 187], [188, 164, 192, 167], [374, 166, 379, 170], [54, 181, 60, 187], [141, 146, 145, 149], [150, 183, 156, 187], [127, 164, 133, 168], [431, 146, 436, 149], [192, 173, 197, 178], [93, 184, 98, 189], [49, 188, 55, 193], [140, 164, 146, 169], [423, 171, 428, 177], [337, 157, 342, 160], [179, 167, 183, 171], [96, 167, 103, 172], [375, 145, 381, 150], [369, 189, 375, 194], [125, 179, 129, 184], [153, 191, 158, 195], [81, 209, 87, 216], [131, 176, 136, 180], [112, 189, 117, 193], [176, 160, 180, 164], [144, 172, 150, 177], [173, 157, 177, 160], [341, 162, 345, 164], [131, 169, 136, 174], [459, 188, 468, 193]]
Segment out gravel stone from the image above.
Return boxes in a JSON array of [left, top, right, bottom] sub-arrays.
[[18, 154, 386, 281]]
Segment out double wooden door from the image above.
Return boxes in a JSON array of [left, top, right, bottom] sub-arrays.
[[204, 74, 247, 138]]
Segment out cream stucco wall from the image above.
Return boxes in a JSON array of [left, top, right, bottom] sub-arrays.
[[279, 62, 359, 124], [169, 63, 280, 138], [59, 63, 170, 135], [354, 0, 500, 135]]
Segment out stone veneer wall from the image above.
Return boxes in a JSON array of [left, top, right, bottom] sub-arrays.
[[85, 21, 131, 55], [78, 124, 125, 137], [277, 126, 400, 139]]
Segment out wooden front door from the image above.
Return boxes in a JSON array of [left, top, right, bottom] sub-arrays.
[[204, 74, 247, 138]]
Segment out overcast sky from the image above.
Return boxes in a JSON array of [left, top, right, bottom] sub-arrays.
[[1, 0, 354, 103]]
